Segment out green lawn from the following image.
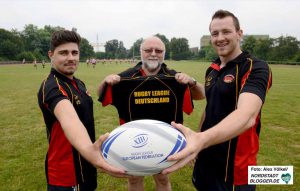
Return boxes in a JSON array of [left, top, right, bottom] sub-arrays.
[[0, 61, 299, 190]]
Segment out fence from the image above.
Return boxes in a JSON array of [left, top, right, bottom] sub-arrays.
[[0, 61, 43, 65], [267, 61, 300, 65], [0, 60, 300, 65]]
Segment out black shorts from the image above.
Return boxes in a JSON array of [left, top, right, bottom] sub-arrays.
[[47, 184, 78, 191]]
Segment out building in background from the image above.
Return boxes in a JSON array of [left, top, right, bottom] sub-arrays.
[[90, 34, 105, 52], [189, 47, 199, 54]]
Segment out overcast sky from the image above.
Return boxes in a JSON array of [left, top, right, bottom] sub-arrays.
[[1, 0, 300, 50]]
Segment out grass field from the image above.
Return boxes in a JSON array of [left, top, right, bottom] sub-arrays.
[[0, 61, 299, 191]]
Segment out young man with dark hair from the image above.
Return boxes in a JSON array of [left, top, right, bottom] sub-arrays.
[[38, 30, 125, 191], [163, 10, 272, 191]]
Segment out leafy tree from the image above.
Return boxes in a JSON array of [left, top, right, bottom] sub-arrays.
[[242, 36, 257, 54], [0, 40, 19, 60], [129, 38, 143, 59], [155, 33, 170, 60], [1, 25, 95, 61], [198, 38, 218, 61], [0, 28, 24, 60], [105, 39, 119, 58], [198, 48, 206, 59], [292, 51, 300, 62], [2, 24, 300, 64], [37, 28, 51, 59], [206, 46, 218, 61], [44, 25, 64, 34], [169, 37, 191, 60], [80, 38, 95, 61], [253, 38, 273, 60], [20, 24, 50, 60], [32, 49, 44, 61], [16, 51, 35, 61], [270, 36, 299, 61], [104, 39, 128, 59], [117, 41, 127, 58], [21, 24, 40, 52], [95, 52, 106, 59]]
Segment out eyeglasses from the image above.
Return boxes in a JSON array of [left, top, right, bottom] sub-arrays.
[[143, 48, 164, 54]]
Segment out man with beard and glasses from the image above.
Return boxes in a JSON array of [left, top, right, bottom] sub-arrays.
[[97, 36, 205, 191], [38, 30, 126, 191]]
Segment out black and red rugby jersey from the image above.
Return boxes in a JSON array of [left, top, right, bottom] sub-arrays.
[[37, 68, 97, 189], [193, 52, 272, 189], [98, 62, 193, 124]]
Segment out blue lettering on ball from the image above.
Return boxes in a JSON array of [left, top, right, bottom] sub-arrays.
[[132, 134, 148, 148]]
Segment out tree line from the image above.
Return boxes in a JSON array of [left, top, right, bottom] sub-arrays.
[[0, 25, 94, 62], [1, 24, 300, 63], [199, 36, 300, 63], [0, 25, 192, 62]]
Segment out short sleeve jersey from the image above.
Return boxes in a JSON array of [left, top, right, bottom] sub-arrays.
[[193, 52, 272, 186], [99, 62, 193, 124], [37, 68, 97, 189]]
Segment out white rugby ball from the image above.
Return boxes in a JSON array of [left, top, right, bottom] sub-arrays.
[[101, 119, 186, 176]]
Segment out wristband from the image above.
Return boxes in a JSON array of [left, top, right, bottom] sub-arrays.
[[189, 78, 197, 88]]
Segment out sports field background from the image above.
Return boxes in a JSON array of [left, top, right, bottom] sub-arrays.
[[0, 61, 299, 191]]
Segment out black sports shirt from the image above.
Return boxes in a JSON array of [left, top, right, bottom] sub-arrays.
[[99, 62, 193, 124], [193, 52, 272, 188], [37, 68, 97, 190]]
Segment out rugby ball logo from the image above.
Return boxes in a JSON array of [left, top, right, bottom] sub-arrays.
[[132, 134, 148, 148]]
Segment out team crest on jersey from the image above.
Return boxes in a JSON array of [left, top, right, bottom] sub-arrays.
[[205, 76, 213, 86], [223, 74, 235, 83], [74, 95, 81, 105]]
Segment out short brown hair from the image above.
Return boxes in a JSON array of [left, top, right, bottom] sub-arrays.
[[50, 30, 81, 51], [210, 10, 240, 31]]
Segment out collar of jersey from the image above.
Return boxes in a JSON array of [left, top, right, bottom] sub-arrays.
[[213, 51, 250, 68], [50, 68, 77, 83]]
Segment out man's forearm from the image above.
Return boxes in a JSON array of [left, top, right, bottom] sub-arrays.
[[190, 82, 205, 100], [54, 100, 95, 158]]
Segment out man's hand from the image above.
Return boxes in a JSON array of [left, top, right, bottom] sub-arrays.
[[105, 74, 121, 85], [175, 73, 205, 100], [87, 133, 130, 178], [162, 122, 204, 175], [175, 72, 195, 86], [97, 74, 121, 96]]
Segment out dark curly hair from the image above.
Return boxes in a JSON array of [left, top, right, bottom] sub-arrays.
[[50, 30, 81, 51]]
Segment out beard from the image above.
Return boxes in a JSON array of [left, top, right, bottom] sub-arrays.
[[64, 70, 75, 75], [142, 58, 163, 73]]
